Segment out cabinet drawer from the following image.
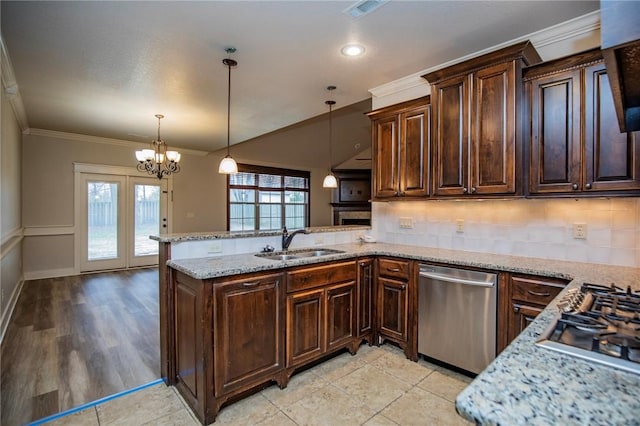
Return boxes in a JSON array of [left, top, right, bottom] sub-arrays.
[[511, 275, 566, 306], [287, 261, 356, 293], [377, 258, 411, 280]]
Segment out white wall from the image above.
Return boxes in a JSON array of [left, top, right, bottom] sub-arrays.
[[368, 11, 640, 268], [1, 86, 24, 340]]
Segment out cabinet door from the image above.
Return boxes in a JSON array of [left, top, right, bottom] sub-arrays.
[[357, 259, 374, 338], [529, 69, 582, 193], [433, 74, 470, 196], [584, 63, 640, 191], [213, 273, 284, 396], [377, 276, 408, 342], [399, 105, 430, 197], [326, 281, 356, 351], [286, 288, 325, 367], [373, 115, 400, 198], [472, 62, 516, 194], [509, 303, 543, 343]]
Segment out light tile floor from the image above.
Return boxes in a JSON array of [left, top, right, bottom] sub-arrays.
[[46, 345, 473, 425]]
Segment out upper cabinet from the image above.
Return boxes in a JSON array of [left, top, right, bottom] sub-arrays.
[[424, 41, 541, 197], [368, 97, 431, 200], [525, 49, 640, 195]]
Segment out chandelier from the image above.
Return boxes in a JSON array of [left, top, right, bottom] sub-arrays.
[[135, 114, 181, 179]]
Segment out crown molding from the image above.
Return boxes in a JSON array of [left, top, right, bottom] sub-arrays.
[[369, 10, 600, 100], [1, 36, 29, 131], [24, 128, 210, 157]]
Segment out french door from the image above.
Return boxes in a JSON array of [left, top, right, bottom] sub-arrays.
[[79, 173, 168, 272]]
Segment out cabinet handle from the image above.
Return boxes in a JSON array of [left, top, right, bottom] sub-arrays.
[[514, 306, 520, 313], [387, 267, 401, 272], [572, 183, 579, 190], [585, 183, 592, 190], [242, 281, 261, 287], [471, 187, 477, 193], [462, 187, 468, 193], [400, 284, 406, 290], [527, 290, 551, 297], [359, 262, 367, 267]]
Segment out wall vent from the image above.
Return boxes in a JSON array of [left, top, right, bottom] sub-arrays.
[[343, 0, 389, 19]]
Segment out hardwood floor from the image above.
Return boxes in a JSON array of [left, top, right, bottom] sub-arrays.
[[1, 268, 160, 426]]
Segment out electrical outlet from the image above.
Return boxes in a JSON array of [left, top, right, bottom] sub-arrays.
[[207, 241, 223, 254], [456, 219, 465, 233], [399, 217, 414, 229], [573, 223, 587, 239]]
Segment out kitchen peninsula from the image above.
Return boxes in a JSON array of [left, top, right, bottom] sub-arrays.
[[152, 229, 640, 425]]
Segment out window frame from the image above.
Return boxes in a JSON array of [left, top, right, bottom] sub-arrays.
[[226, 163, 311, 231]]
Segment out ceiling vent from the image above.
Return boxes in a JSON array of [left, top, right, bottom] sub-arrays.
[[343, 0, 389, 19]]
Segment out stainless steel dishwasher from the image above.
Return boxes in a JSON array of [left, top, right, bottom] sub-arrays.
[[418, 264, 497, 374]]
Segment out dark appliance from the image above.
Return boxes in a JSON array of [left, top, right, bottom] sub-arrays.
[[536, 283, 640, 375]]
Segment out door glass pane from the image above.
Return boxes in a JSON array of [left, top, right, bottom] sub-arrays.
[[134, 184, 160, 256], [87, 181, 118, 260]]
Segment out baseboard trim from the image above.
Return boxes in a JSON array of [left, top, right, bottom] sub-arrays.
[[0, 278, 24, 344], [23, 268, 77, 281]]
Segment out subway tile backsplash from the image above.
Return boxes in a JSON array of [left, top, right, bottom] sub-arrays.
[[372, 198, 640, 267]]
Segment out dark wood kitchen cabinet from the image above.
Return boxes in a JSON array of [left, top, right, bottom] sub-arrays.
[[525, 48, 640, 195], [368, 97, 431, 200], [497, 273, 568, 352], [171, 269, 286, 424], [376, 258, 417, 361], [357, 258, 375, 343], [285, 261, 359, 373], [424, 41, 541, 197]]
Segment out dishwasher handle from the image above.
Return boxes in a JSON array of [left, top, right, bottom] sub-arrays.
[[419, 270, 495, 288]]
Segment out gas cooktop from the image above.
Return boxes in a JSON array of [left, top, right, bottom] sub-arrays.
[[536, 283, 640, 375]]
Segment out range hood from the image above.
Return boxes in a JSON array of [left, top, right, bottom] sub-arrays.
[[600, 1, 640, 132]]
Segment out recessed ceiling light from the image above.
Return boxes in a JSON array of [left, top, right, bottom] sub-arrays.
[[341, 44, 365, 57]]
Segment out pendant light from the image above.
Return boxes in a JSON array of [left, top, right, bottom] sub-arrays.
[[322, 85, 338, 189], [135, 114, 181, 179], [218, 48, 239, 174]]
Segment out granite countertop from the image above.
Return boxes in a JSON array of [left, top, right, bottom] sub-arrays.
[[167, 242, 640, 425], [150, 225, 370, 243]]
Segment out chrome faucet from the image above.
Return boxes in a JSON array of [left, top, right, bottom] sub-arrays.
[[282, 226, 309, 251]]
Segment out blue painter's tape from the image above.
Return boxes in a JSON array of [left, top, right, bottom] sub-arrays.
[[28, 378, 165, 425]]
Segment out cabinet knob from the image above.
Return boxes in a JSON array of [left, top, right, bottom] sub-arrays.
[[462, 187, 468, 193], [400, 284, 406, 290], [514, 306, 520, 313], [572, 183, 579, 190], [585, 183, 592, 190], [471, 187, 477, 193]]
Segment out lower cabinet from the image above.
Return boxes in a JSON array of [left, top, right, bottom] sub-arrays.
[[286, 261, 359, 372], [376, 258, 418, 361], [498, 273, 568, 352], [172, 269, 286, 425]]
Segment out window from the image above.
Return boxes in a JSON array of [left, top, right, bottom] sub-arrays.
[[228, 164, 310, 231]]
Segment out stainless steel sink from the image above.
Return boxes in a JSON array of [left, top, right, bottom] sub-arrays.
[[255, 248, 344, 261]]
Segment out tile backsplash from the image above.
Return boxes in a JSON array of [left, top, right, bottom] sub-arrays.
[[372, 198, 640, 267]]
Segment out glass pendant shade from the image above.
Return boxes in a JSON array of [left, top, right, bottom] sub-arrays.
[[322, 173, 338, 188], [218, 155, 238, 174]]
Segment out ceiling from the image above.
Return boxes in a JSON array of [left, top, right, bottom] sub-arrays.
[[1, 1, 599, 153]]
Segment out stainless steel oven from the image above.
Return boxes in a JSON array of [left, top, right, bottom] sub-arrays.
[[418, 264, 497, 374]]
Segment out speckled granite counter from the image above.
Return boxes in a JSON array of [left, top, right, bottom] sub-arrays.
[[167, 242, 640, 425]]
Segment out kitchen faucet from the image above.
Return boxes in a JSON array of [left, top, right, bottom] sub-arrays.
[[282, 226, 309, 251]]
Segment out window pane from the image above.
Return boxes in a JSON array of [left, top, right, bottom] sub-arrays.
[[230, 172, 255, 186], [285, 191, 307, 204], [259, 204, 281, 230], [259, 191, 282, 203], [258, 174, 282, 189], [134, 184, 160, 256], [230, 189, 255, 202], [285, 176, 308, 189], [87, 182, 118, 260]]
